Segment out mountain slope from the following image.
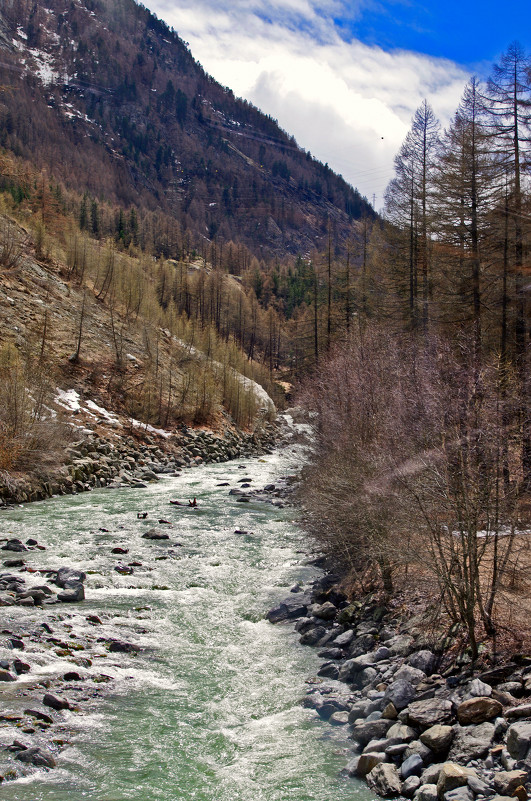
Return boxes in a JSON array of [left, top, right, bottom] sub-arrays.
[[0, 0, 374, 258]]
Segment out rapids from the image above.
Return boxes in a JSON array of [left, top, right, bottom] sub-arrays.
[[0, 439, 374, 801]]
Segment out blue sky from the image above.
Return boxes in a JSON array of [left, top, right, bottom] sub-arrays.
[[338, 0, 530, 68], [149, 0, 530, 208]]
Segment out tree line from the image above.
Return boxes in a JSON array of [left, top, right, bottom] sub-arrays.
[[297, 42, 531, 659]]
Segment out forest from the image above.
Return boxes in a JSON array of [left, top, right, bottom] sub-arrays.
[[298, 43, 531, 658]]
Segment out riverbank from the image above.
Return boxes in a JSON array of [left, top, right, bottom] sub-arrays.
[[268, 578, 531, 801], [0, 415, 279, 507]]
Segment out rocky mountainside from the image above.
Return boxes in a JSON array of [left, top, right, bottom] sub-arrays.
[[0, 0, 374, 259]]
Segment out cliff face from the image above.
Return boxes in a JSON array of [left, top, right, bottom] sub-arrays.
[[0, 0, 373, 259]]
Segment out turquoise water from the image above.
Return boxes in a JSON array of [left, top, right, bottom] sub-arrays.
[[0, 443, 373, 801]]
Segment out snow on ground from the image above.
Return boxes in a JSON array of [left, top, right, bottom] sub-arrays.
[[55, 388, 82, 412]]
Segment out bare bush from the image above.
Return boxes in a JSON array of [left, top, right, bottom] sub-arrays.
[[298, 326, 524, 657]]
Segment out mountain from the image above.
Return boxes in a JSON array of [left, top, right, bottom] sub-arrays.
[[0, 0, 374, 260]]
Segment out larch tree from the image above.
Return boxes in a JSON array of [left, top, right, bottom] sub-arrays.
[[384, 101, 440, 332]]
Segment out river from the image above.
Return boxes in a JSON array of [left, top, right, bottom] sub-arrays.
[[0, 437, 373, 801]]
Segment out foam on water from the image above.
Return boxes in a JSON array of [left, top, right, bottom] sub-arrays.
[[0, 441, 376, 801]]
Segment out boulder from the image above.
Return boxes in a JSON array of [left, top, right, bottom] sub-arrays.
[[387, 722, 418, 742], [394, 665, 427, 685], [55, 567, 86, 587], [407, 699, 454, 729], [43, 693, 70, 711], [357, 752, 388, 776], [402, 754, 424, 779], [384, 679, 417, 711], [408, 651, 436, 675], [420, 725, 454, 754], [333, 629, 354, 647], [317, 662, 339, 680], [506, 721, 531, 761], [58, 582, 84, 602], [267, 596, 309, 623], [312, 601, 337, 621], [404, 740, 434, 766], [443, 788, 474, 801], [299, 626, 327, 646], [108, 641, 141, 653], [436, 764, 476, 799], [141, 529, 170, 540], [448, 722, 494, 762], [351, 719, 393, 748], [15, 746, 56, 768], [1, 539, 27, 552], [367, 763, 402, 797], [414, 784, 438, 801], [456, 696, 502, 724], [505, 704, 531, 720], [0, 669, 15, 682], [403, 776, 422, 797], [492, 771, 529, 796]]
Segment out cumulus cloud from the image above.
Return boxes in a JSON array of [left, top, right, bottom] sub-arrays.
[[150, 0, 470, 208]]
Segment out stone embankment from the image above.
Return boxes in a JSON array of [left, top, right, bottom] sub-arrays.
[[0, 422, 278, 506], [269, 581, 531, 801]]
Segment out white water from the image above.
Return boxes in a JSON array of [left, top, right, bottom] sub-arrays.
[[0, 441, 373, 801]]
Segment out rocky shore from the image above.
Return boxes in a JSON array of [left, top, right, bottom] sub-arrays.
[[0, 419, 278, 506], [268, 580, 531, 801]]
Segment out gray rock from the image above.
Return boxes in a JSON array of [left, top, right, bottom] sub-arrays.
[[15, 746, 56, 768], [141, 529, 170, 540], [403, 776, 422, 797], [448, 722, 494, 762], [329, 710, 350, 725], [348, 633, 377, 657], [414, 783, 438, 801], [351, 719, 393, 748], [299, 626, 327, 646], [361, 667, 379, 688], [420, 725, 454, 754], [420, 764, 444, 786], [342, 756, 360, 777], [385, 679, 417, 711], [387, 634, 415, 656], [357, 752, 388, 776], [404, 740, 433, 766], [0, 669, 15, 681], [55, 567, 86, 587], [317, 662, 340, 680], [57, 582, 84, 602], [467, 774, 491, 795], [333, 629, 354, 647], [505, 721, 531, 761], [492, 770, 528, 796], [408, 651, 436, 675], [109, 640, 141, 653], [387, 722, 418, 742], [367, 763, 403, 797], [267, 596, 309, 623], [464, 678, 492, 699], [407, 699, 454, 729], [43, 693, 70, 711], [312, 601, 337, 620], [402, 754, 424, 779], [443, 787, 474, 801], [394, 665, 427, 685], [317, 647, 343, 660], [505, 704, 531, 720]]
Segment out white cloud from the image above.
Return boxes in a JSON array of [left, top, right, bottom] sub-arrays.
[[150, 0, 469, 209]]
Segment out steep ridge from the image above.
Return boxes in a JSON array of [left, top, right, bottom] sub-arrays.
[[0, 0, 374, 258]]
